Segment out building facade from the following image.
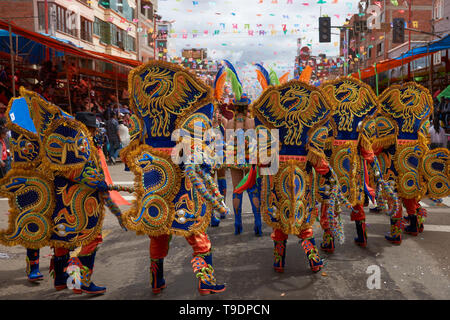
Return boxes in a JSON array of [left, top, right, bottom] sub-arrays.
[[341, 0, 435, 73], [0, 0, 142, 63], [156, 19, 171, 61], [136, 0, 158, 62]]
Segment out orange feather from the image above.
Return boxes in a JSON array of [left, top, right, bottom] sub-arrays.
[[256, 70, 268, 90]]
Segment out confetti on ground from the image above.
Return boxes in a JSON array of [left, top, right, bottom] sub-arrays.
[[322, 272, 328, 277]]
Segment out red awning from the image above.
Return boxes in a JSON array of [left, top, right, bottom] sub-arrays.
[[351, 52, 433, 80], [0, 19, 142, 69]]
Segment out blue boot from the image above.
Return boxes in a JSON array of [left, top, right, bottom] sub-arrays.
[[320, 229, 335, 253], [248, 187, 262, 237], [254, 216, 262, 237], [26, 249, 43, 282], [354, 220, 368, 247], [218, 178, 227, 219], [191, 251, 226, 295], [417, 207, 427, 233], [404, 214, 418, 236], [301, 238, 323, 273], [273, 240, 287, 273], [52, 253, 70, 290], [150, 258, 166, 294], [210, 212, 221, 227], [385, 218, 404, 245], [233, 193, 243, 235], [75, 251, 106, 294]]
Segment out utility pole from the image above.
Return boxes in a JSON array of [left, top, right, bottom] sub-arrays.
[[136, 0, 140, 62], [345, 27, 349, 76], [8, 21, 15, 97], [407, 0, 412, 80], [331, 25, 351, 76], [45, 0, 49, 60]]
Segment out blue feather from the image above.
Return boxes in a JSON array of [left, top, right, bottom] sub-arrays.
[[222, 59, 242, 86], [255, 63, 271, 87]]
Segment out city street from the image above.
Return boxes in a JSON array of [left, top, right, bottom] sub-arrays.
[[1, 163, 449, 300]]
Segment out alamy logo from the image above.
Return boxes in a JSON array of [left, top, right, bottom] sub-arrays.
[[171, 124, 280, 175], [66, 264, 82, 290], [366, 265, 381, 289]]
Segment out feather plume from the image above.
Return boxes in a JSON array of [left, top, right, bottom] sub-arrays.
[[255, 63, 270, 90], [269, 67, 280, 86], [222, 59, 242, 86], [299, 65, 313, 83], [279, 72, 290, 84], [213, 66, 227, 101], [227, 67, 243, 100]]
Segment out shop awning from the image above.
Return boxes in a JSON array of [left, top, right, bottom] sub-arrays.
[[0, 30, 66, 64], [352, 34, 450, 80]]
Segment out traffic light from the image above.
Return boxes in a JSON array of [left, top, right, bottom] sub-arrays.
[[393, 18, 405, 43], [319, 17, 331, 43]]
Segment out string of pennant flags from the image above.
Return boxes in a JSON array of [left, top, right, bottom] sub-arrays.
[[66, 0, 415, 36]]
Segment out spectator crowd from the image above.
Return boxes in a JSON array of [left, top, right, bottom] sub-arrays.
[[0, 60, 132, 170]]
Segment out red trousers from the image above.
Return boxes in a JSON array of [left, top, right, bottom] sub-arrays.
[[149, 232, 211, 259], [319, 203, 330, 230], [351, 204, 365, 221], [402, 198, 419, 216], [54, 234, 103, 257], [271, 228, 314, 242]]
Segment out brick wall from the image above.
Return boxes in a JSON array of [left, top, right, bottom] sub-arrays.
[[0, 1, 36, 31], [349, 0, 434, 70]]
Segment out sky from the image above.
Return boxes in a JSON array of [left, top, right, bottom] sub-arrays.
[[157, 0, 363, 96]]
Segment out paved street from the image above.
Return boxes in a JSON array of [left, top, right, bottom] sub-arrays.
[[1, 163, 449, 300]]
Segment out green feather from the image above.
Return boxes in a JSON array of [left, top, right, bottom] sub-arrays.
[[269, 68, 280, 86], [226, 67, 243, 100]]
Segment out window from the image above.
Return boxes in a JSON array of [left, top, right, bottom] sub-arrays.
[[37, 2, 49, 31], [80, 17, 93, 42], [434, 0, 443, 20], [117, 28, 125, 49], [141, 1, 154, 20], [111, 26, 127, 50], [433, 51, 442, 65], [412, 56, 428, 71], [376, 42, 383, 57], [94, 17, 101, 36], [38, 2, 75, 35], [117, 0, 124, 14], [110, 24, 117, 46], [127, 35, 136, 52], [100, 22, 111, 45], [55, 4, 78, 37]]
